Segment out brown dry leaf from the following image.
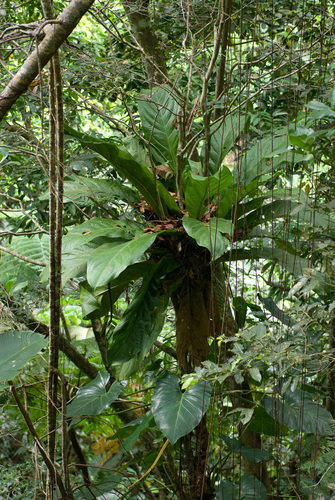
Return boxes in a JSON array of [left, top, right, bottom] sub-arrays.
[[156, 164, 173, 179]]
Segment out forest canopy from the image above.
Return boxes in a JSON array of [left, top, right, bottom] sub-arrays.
[[0, 0, 335, 499]]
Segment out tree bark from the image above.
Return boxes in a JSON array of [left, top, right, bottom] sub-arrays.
[[121, 0, 168, 84], [0, 0, 96, 121], [171, 248, 218, 499], [172, 253, 272, 497]]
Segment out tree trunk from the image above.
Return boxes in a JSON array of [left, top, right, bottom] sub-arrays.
[[171, 248, 219, 499], [172, 247, 271, 497]]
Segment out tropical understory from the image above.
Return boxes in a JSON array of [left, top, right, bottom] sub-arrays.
[[0, 0, 335, 499]]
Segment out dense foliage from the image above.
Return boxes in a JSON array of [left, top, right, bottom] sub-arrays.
[[0, 0, 335, 498]]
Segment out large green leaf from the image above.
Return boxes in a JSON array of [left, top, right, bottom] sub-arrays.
[[79, 281, 111, 320], [60, 240, 101, 286], [122, 135, 151, 168], [216, 474, 267, 500], [63, 175, 138, 203], [264, 388, 334, 435], [184, 168, 233, 220], [66, 372, 123, 417], [225, 245, 325, 282], [236, 135, 305, 185], [238, 199, 296, 230], [61, 219, 141, 285], [65, 125, 181, 217], [247, 405, 288, 436], [87, 232, 156, 289], [0, 234, 49, 279], [307, 99, 335, 119], [80, 262, 153, 320], [152, 371, 212, 444], [121, 412, 154, 452], [107, 259, 176, 379], [290, 204, 335, 238], [0, 331, 48, 383], [138, 87, 179, 170], [217, 180, 260, 218], [182, 216, 231, 259], [201, 114, 246, 175], [62, 217, 141, 252]]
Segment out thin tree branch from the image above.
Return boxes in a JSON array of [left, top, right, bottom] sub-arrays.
[[0, 245, 47, 266], [0, 0, 97, 121], [9, 382, 68, 499]]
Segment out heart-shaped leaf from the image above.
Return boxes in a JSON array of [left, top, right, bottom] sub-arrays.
[[264, 388, 334, 436], [0, 331, 48, 382], [66, 372, 123, 417], [152, 371, 211, 444]]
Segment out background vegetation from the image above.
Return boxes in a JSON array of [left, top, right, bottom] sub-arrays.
[[0, 0, 335, 498]]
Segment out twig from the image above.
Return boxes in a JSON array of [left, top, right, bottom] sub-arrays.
[[0, 245, 47, 266], [9, 381, 68, 499]]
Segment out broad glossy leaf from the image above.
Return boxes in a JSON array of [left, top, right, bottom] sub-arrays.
[[291, 204, 335, 238], [80, 282, 111, 320], [122, 412, 154, 452], [201, 114, 246, 175], [238, 199, 293, 230], [62, 217, 140, 252], [264, 388, 333, 435], [247, 405, 288, 436], [81, 262, 153, 320], [182, 216, 231, 259], [43, 175, 138, 204], [217, 180, 260, 218], [226, 241, 317, 277], [87, 233, 156, 289], [61, 219, 134, 284], [122, 135, 151, 168], [94, 261, 154, 303], [236, 135, 305, 185], [289, 126, 315, 150], [216, 480, 238, 500], [66, 372, 122, 417], [258, 294, 293, 327], [238, 198, 334, 234], [65, 125, 180, 217], [61, 240, 101, 285], [0, 331, 48, 382], [138, 87, 179, 170], [184, 168, 233, 219], [152, 371, 212, 444], [107, 259, 175, 379]]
